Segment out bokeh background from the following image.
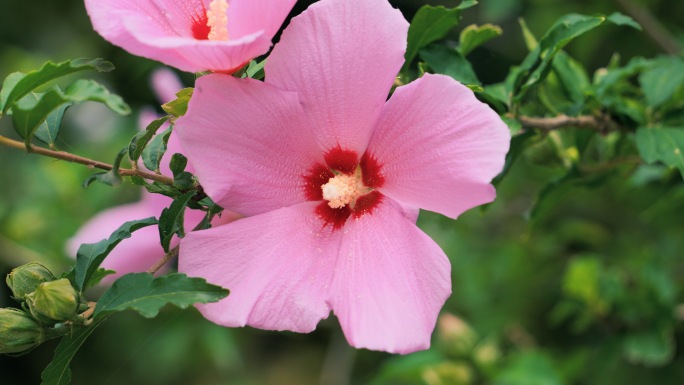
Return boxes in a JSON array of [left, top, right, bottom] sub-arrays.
[[1, 0, 683, 384]]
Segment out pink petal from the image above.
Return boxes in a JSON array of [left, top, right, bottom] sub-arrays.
[[150, 68, 184, 104], [329, 198, 451, 353], [179, 202, 338, 332], [265, 0, 409, 154], [227, 0, 298, 39], [85, 0, 293, 73], [367, 74, 510, 219], [175, 74, 323, 216], [67, 202, 163, 278]]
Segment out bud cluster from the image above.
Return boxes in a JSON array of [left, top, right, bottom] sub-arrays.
[[2, 263, 80, 354]]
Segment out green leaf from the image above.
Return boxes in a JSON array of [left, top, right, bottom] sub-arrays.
[[638, 56, 684, 108], [495, 351, 563, 385], [194, 201, 224, 231], [34, 103, 70, 148], [420, 44, 480, 85], [169, 153, 188, 176], [458, 23, 502, 56], [142, 126, 173, 172], [0, 58, 113, 114], [513, 14, 610, 101], [518, 18, 539, 51], [403, 1, 477, 70], [83, 148, 127, 187], [128, 116, 169, 162], [492, 130, 538, 186], [161, 88, 193, 117], [12, 80, 130, 148], [93, 273, 228, 320], [623, 328, 675, 367], [242, 59, 266, 80], [563, 256, 608, 314], [85, 268, 116, 290], [73, 217, 158, 292], [552, 51, 590, 110], [158, 191, 196, 252], [606, 12, 642, 30], [63, 79, 130, 114], [594, 56, 650, 100], [636, 127, 684, 177], [40, 319, 106, 385]]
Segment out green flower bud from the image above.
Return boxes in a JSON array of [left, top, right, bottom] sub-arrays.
[[25, 278, 79, 323], [0, 308, 44, 354], [6, 263, 55, 301], [436, 313, 479, 358]]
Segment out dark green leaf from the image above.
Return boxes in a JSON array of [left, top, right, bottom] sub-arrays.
[[158, 191, 196, 252], [169, 153, 188, 176], [458, 23, 502, 56], [194, 200, 224, 231], [173, 172, 195, 190], [73, 217, 158, 292], [553, 51, 590, 110], [161, 88, 193, 117], [420, 44, 480, 85], [93, 273, 228, 320], [403, 1, 477, 70], [128, 116, 169, 162], [40, 319, 106, 385], [143, 180, 181, 198], [638, 56, 684, 108], [142, 126, 173, 172], [492, 130, 538, 186], [594, 56, 650, 100], [1, 58, 113, 114], [606, 12, 642, 30], [635, 127, 684, 177], [83, 148, 127, 187]]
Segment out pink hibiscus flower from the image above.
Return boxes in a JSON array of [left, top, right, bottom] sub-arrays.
[[85, 0, 297, 73], [175, 0, 510, 353], [68, 68, 237, 278]]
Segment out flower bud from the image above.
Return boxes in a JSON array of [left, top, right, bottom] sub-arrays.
[[0, 308, 44, 354], [25, 278, 79, 323], [436, 313, 479, 358], [6, 263, 55, 301]]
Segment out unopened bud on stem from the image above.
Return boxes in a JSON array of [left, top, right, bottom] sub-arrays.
[[0, 308, 44, 354], [6, 263, 55, 301], [26, 278, 79, 324]]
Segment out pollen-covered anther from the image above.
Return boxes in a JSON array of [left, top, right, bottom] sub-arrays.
[[321, 172, 369, 209], [207, 0, 230, 41]]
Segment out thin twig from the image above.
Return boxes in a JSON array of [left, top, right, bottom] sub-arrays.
[[613, 0, 682, 55], [516, 114, 618, 134], [0, 134, 174, 185], [147, 245, 179, 274]]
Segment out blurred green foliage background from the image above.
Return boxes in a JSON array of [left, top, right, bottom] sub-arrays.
[[1, 0, 683, 384]]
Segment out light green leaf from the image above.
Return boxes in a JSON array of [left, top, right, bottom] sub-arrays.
[[419, 44, 480, 85], [513, 14, 615, 101], [495, 351, 562, 385], [623, 328, 675, 367], [636, 127, 684, 177], [0, 58, 113, 114], [459, 23, 502, 56], [606, 12, 642, 30], [161, 88, 193, 117], [11, 80, 129, 148], [142, 126, 173, 172], [93, 273, 229, 320], [638, 56, 684, 108], [73, 217, 158, 292], [404, 1, 477, 70]]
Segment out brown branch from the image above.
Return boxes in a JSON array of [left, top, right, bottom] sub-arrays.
[[147, 245, 179, 274], [517, 114, 618, 134], [613, 0, 682, 55], [0, 134, 174, 185]]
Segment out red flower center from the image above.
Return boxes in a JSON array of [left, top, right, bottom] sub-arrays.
[[303, 146, 385, 230]]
